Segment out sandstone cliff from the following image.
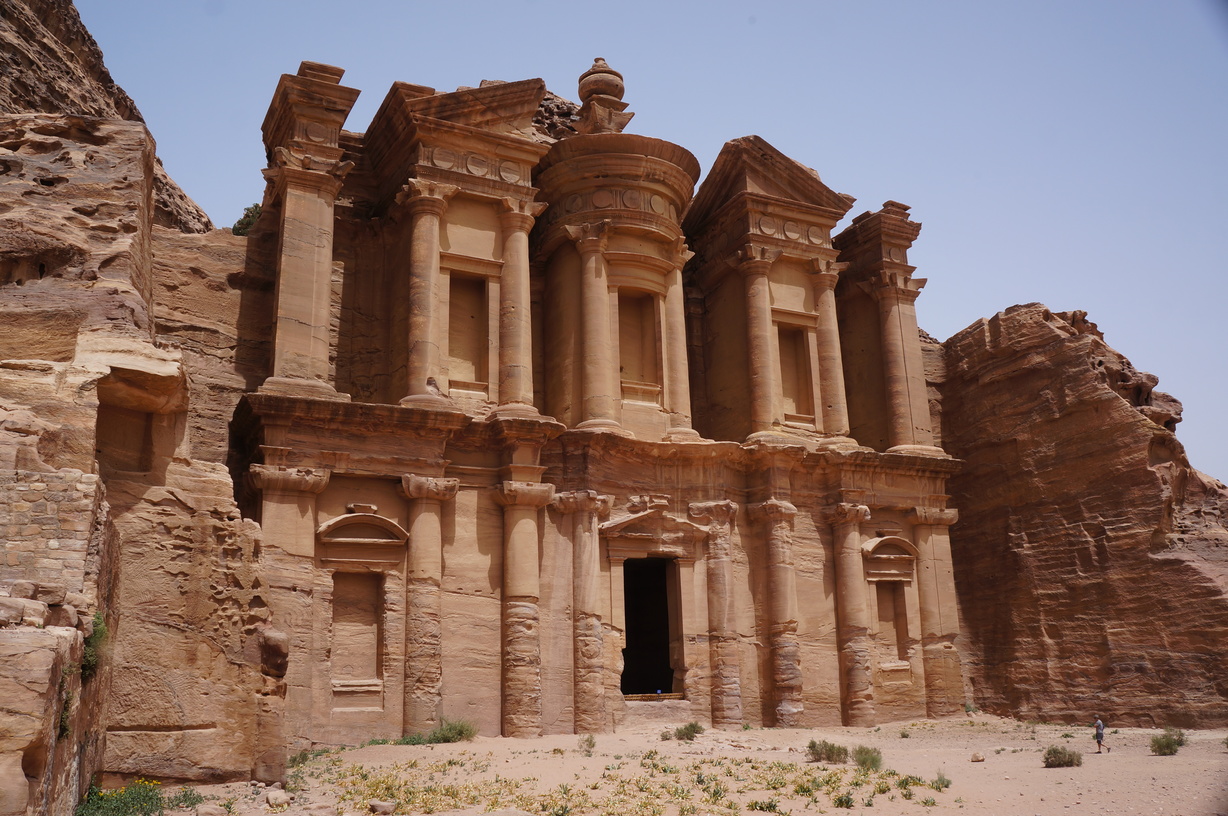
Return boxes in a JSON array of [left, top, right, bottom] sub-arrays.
[[0, 0, 213, 233], [938, 304, 1228, 726]]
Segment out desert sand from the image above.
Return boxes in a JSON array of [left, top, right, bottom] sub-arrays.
[[179, 715, 1228, 816]]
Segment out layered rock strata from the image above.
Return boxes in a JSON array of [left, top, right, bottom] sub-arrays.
[[939, 304, 1228, 726]]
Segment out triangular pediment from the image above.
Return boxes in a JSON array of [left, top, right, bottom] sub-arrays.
[[684, 135, 854, 234], [600, 508, 708, 538]]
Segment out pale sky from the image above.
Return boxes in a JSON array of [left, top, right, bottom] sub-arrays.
[[76, 0, 1228, 478]]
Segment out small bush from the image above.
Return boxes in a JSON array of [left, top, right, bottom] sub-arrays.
[[659, 729, 673, 741], [232, 204, 262, 237], [807, 739, 849, 764], [428, 718, 477, 743], [899, 729, 910, 738], [674, 722, 705, 741], [578, 733, 596, 756], [288, 747, 330, 767], [58, 690, 74, 739], [1150, 733, 1180, 756], [853, 745, 882, 771], [1042, 745, 1082, 767], [76, 778, 164, 816], [832, 791, 854, 808], [1163, 726, 1186, 747], [920, 797, 937, 807], [165, 787, 204, 809], [747, 798, 779, 812], [1060, 732, 1074, 739], [930, 770, 951, 791], [81, 612, 108, 681]]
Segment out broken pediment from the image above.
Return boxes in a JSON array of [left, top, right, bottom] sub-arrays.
[[862, 535, 917, 581], [684, 135, 855, 236], [317, 512, 408, 564]]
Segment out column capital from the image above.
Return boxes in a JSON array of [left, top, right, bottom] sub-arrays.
[[262, 149, 353, 198], [499, 197, 548, 234], [396, 179, 460, 216], [908, 507, 959, 526], [564, 220, 612, 254], [736, 243, 782, 275], [807, 258, 848, 291], [670, 235, 695, 270], [552, 490, 613, 517], [496, 481, 555, 509], [863, 268, 926, 304], [823, 502, 871, 526], [749, 498, 798, 522], [248, 464, 330, 495], [689, 499, 739, 526], [400, 474, 460, 503]]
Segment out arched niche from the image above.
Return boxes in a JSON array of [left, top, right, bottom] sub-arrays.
[[317, 513, 409, 565], [861, 535, 917, 582]]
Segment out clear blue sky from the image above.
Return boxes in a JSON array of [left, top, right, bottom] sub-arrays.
[[77, 0, 1228, 478]]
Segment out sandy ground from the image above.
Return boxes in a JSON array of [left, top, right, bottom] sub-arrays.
[[185, 715, 1228, 816]]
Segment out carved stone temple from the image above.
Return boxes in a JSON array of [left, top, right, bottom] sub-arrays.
[[237, 58, 965, 748]]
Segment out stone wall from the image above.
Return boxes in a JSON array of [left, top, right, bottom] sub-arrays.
[[0, 470, 100, 594]]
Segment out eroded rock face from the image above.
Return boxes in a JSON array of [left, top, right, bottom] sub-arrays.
[[0, 0, 212, 233], [939, 304, 1228, 726]]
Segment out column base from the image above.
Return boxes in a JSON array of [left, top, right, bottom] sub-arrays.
[[490, 401, 541, 419], [399, 393, 453, 410], [575, 418, 634, 436], [815, 435, 865, 451], [258, 377, 350, 402], [663, 426, 703, 442], [886, 443, 949, 458]]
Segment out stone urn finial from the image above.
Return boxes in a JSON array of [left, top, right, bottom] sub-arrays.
[[576, 58, 633, 135], [579, 58, 625, 104]]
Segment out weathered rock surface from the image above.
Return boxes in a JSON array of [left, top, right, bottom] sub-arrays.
[[939, 304, 1228, 726], [0, 0, 212, 233]]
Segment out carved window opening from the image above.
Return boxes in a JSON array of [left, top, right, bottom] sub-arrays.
[[863, 536, 917, 666], [95, 403, 153, 473], [331, 571, 384, 706], [621, 557, 680, 696], [778, 324, 815, 425], [448, 272, 488, 394], [618, 290, 662, 404]]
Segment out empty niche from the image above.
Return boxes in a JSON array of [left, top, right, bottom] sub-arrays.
[[331, 571, 384, 708], [778, 324, 814, 423], [95, 402, 153, 473], [448, 273, 487, 393], [618, 290, 661, 402]]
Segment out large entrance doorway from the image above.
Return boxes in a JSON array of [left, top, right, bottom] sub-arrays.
[[621, 557, 677, 694]]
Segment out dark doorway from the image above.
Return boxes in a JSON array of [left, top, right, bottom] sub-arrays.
[[621, 558, 675, 694]]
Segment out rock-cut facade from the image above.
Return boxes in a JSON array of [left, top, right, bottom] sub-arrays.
[[236, 59, 966, 751]]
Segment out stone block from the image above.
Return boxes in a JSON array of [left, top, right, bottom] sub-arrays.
[[8, 581, 35, 600], [34, 583, 66, 605]]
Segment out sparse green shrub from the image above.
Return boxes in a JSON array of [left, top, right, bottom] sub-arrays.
[[674, 722, 705, 741], [1060, 732, 1074, 739], [660, 729, 673, 741], [1042, 745, 1082, 767], [899, 729, 910, 738], [578, 733, 596, 756], [930, 771, 951, 791], [288, 747, 329, 767], [82, 612, 107, 681], [165, 787, 204, 809], [428, 717, 477, 743], [852, 745, 882, 771], [1150, 733, 1180, 756], [1163, 726, 1186, 747], [920, 797, 937, 807], [747, 798, 779, 812], [963, 702, 978, 713], [232, 204, 261, 236], [832, 791, 854, 808], [807, 739, 849, 764]]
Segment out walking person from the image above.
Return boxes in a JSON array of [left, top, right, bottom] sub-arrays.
[[1094, 715, 1111, 753]]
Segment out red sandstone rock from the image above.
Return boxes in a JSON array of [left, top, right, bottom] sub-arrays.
[[938, 303, 1228, 726]]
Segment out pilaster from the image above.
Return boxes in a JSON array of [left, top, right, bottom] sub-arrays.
[[689, 500, 742, 728], [824, 502, 876, 726], [399, 474, 460, 734], [750, 498, 802, 726], [907, 505, 964, 716], [397, 179, 460, 408], [553, 490, 613, 733]]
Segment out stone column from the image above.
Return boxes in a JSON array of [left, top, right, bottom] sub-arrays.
[[739, 245, 782, 437], [399, 474, 459, 734], [495, 480, 555, 737], [663, 240, 699, 440], [260, 158, 352, 400], [826, 502, 875, 726], [751, 499, 802, 726], [908, 506, 964, 716], [564, 221, 622, 432], [689, 500, 741, 728], [554, 490, 613, 733], [398, 180, 460, 407], [248, 465, 331, 558], [868, 271, 934, 451], [497, 198, 548, 415], [809, 261, 850, 436]]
